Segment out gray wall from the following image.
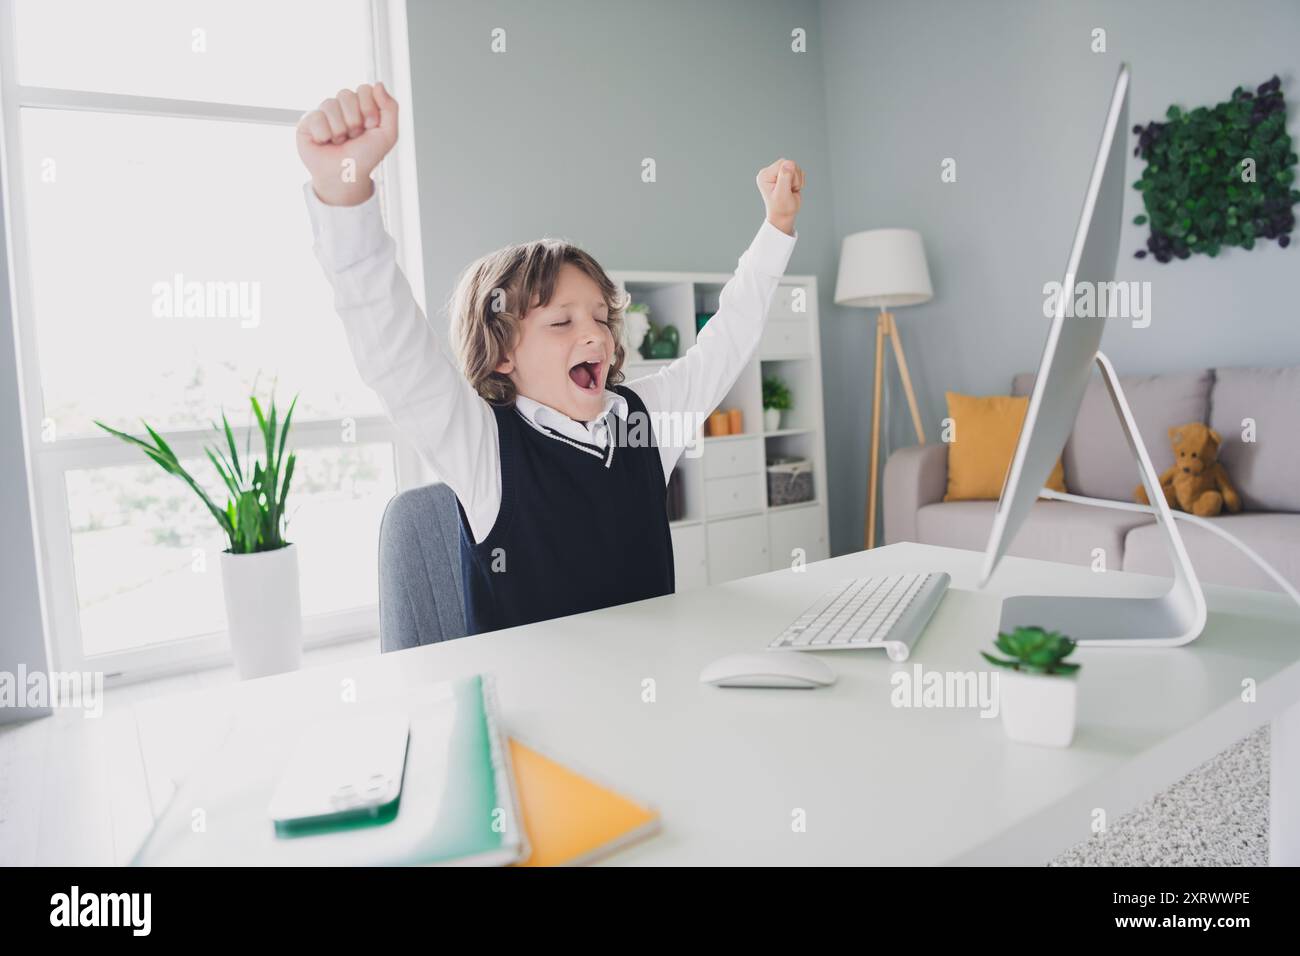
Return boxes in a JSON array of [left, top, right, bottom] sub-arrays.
[[820, 0, 1300, 555], [406, 0, 835, 322]]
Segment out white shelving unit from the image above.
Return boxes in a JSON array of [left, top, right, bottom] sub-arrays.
[[609, 269, 830, 590]]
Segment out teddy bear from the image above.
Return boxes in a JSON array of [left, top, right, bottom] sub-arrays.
[[1134, 422, 1242, 517]]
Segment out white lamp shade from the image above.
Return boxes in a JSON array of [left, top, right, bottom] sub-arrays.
[[834, 228, 934, 309]]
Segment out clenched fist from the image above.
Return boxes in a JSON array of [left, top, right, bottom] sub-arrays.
[[756, 158, 804, 236], [297, 82, 399, 206]]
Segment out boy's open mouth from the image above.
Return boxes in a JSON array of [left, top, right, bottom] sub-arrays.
[[568, 359, 603, 392]]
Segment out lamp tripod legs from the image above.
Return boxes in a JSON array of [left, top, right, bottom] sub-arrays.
[[865, 310, 926, 550], [888, 313, 926, 451], [866, 313, 886, 550]]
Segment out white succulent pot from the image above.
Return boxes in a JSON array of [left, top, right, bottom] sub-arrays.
[[219, 543, 303, 680], [763, 407, 783, 432], [997, 669, 1077, 747]]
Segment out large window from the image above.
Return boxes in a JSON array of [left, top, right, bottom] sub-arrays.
[[1, 0, 425, 678]]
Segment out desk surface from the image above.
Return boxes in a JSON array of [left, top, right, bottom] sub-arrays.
[[116, 542, 1300, 866]]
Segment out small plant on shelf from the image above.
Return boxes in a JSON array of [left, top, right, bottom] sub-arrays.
[[762, 375, 792, 431], [623, 302, 651, 358], [762, 375, 792, 411]]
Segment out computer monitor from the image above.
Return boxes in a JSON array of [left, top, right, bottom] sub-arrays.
[[977, 63, 1207, 646]]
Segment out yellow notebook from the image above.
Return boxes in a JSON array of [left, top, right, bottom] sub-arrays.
[[509, 738, 660, 867]]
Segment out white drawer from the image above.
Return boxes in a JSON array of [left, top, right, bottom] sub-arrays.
[[671, 523, 708, 592], [707, 514, 769, 582], [759, 318, 811, 357], [768, 505, 829, 571], [703, 437, 763, 480], [704, 473, 765, 517]]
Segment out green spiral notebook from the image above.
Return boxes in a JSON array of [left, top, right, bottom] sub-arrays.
[[131, 674, 526, 866]]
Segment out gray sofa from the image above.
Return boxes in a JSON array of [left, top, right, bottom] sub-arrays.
[[883, 366, 1300, 594]]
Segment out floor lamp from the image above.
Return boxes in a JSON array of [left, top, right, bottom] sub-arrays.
[[834, 229, 934, 550]]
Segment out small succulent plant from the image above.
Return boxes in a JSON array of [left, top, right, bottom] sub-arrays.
[[981, 626, 1080, 677]]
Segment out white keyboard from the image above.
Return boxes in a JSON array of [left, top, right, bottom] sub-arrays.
[[768, 572, 951, 662]]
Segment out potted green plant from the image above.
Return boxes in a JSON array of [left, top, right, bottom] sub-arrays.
[[981, 626, 1081, 747], [96, 391, 303, 680], [762, 375, 792, 432]]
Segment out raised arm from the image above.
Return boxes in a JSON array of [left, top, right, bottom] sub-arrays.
[[628, 159, 803, 479], [298, 83, 501, 543]]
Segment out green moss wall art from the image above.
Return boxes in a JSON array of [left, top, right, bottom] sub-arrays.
[[1131, 75, 1299, 263]]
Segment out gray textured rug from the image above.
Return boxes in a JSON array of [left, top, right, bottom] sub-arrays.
[[1050, 726, 1270, 866]]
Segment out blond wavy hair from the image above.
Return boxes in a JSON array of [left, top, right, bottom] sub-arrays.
[[445, 238, 630, 406]]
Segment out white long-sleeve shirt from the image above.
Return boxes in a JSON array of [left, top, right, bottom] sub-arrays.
[[303, 181, 797, 544]]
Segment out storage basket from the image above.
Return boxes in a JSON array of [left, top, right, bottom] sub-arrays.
[[766, 456, 813, 506]]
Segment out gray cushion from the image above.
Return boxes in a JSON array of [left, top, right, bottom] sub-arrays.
[[1122, 513, 1300, 594], [1013, 369, 1213, 502], [1208, 366, 1300, 513], [915, 499, 1153, 568]]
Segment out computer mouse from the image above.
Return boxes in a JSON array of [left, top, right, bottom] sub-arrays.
[[699, 652, 837, 689]]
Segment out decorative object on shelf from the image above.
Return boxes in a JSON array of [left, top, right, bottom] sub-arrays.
[[835, 227, 934, 549], [762, 374, 792, 432], [767, 455, 813, 507], [637, 321, 680, 360], [1134, 421, 1242, 517], [706, 409, 731, 436], [727, 408, 744, 435], [981, 626, 1081, 748], [623, 303, 651, 358], [695, 311, 713, 334], [95, 390, 304, 681], [1131, 75, 1298, 262]]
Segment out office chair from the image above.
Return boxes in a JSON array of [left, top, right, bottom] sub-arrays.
[[376, 483, 468, 652]]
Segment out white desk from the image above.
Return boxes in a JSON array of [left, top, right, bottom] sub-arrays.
[[28, 542, 1300, 866]]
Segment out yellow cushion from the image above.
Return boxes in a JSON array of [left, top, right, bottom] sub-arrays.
[[943, 392, 1066, 501]]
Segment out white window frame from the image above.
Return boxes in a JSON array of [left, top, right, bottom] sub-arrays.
[[0, 0, 427, 683]]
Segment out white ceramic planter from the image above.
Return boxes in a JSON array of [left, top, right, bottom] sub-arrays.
[[997, 669, 1077, 747], [763, 407, 782, 432], [624, 311, 650, 357], [219, 543, 303, 680]]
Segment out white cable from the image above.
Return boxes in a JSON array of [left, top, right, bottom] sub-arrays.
[[1039, 487, 1300, 610]]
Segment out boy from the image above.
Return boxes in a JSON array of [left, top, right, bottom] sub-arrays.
[[297, 82, 804, 635]]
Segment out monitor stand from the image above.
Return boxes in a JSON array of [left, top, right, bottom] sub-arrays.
[[996, 351, 1207, 646]]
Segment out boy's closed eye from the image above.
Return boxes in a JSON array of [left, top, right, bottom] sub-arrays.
[[548, 312, 610, 327]]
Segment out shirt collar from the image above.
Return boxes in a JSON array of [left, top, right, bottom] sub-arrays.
[[514, 390, 629, 433]]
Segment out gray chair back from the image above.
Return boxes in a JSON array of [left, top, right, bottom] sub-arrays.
[[377, 483, 467, 652]]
